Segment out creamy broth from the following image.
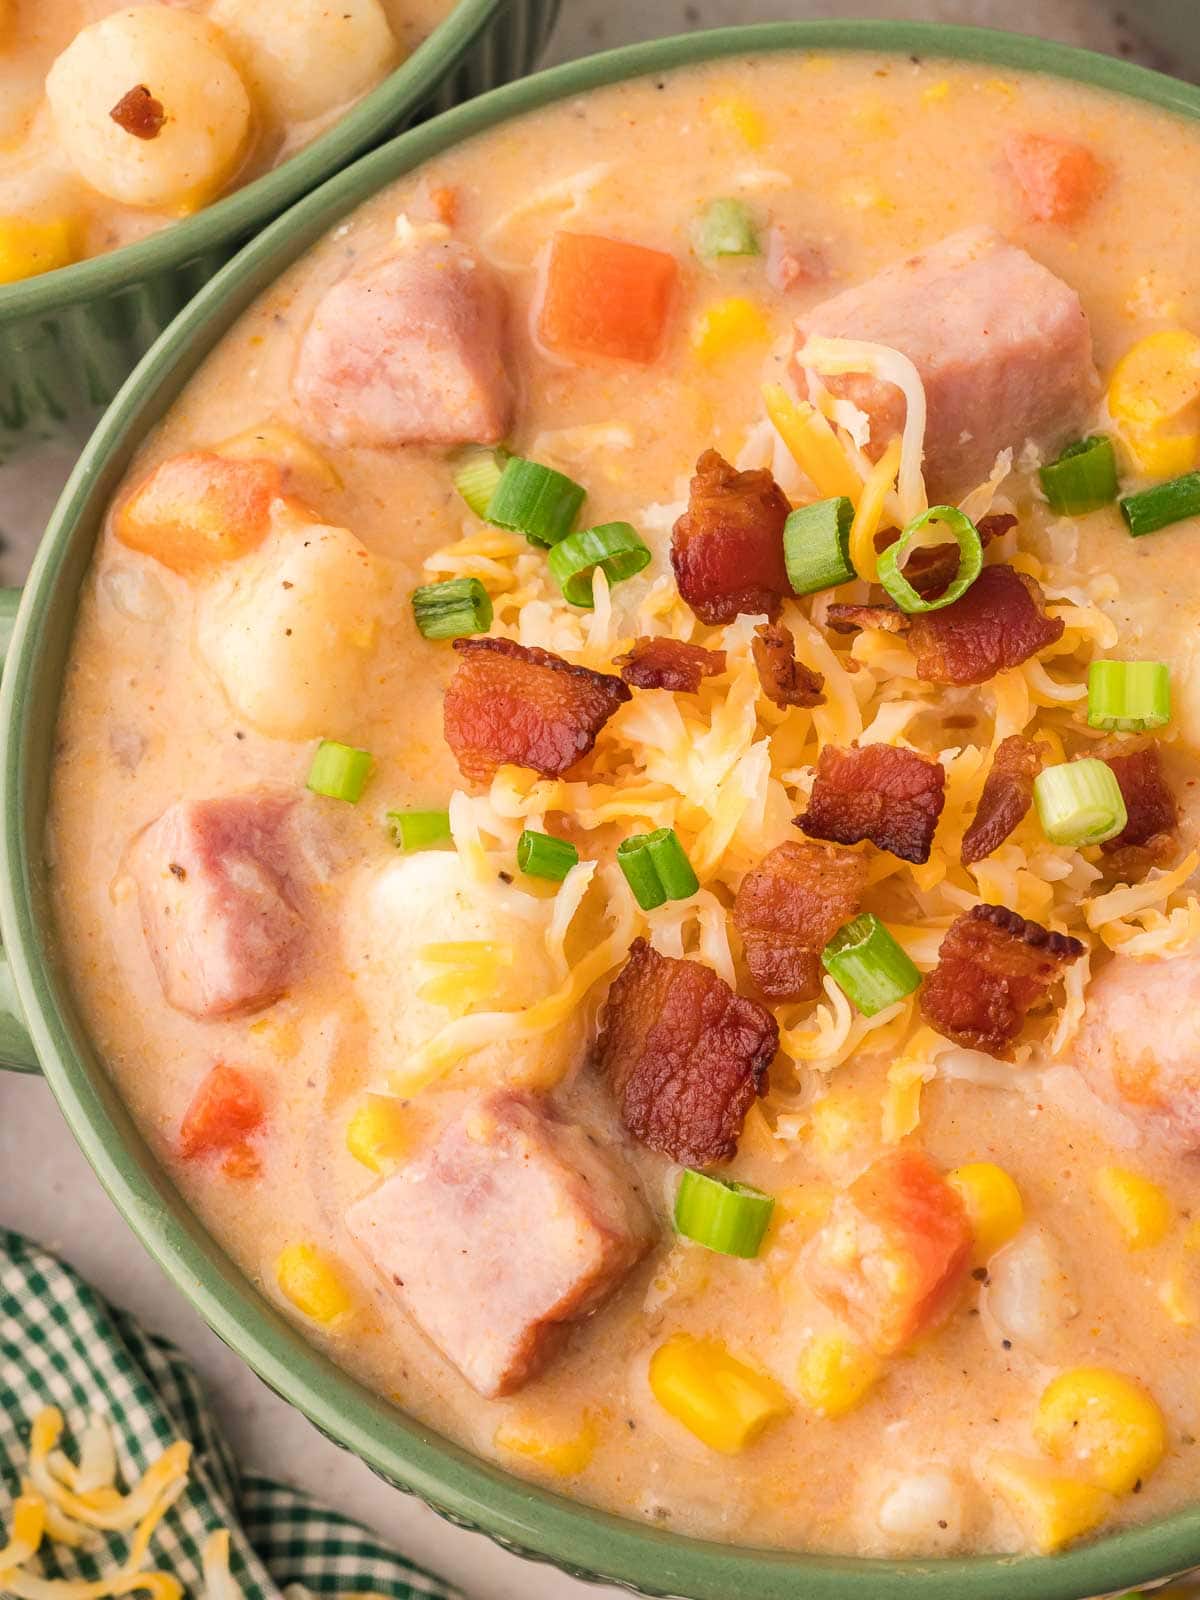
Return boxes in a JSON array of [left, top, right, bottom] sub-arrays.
[[0, 0, 453, 277], [48, 52, 1200, 1559]]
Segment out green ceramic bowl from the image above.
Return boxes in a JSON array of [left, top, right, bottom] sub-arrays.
[[0, 0, 559, 462], [4, 21, 1200, 1600]]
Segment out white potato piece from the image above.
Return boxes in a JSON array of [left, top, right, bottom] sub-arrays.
[[197, 519, 386, 742], [343, 852, 584, 1090], [45, 7, 251, 210], [874, 1468, 966, 1555], [209, 0, 397, 124], [982, 1224, 1079, 1359]]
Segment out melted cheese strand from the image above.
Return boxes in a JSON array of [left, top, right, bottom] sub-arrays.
[[849, 436, 902, 581]]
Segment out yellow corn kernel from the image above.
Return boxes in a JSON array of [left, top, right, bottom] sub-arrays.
[[806, 1087, 876, 1157], [1094, 1166, 1173, 1250], [1108, 329, 1200, 428], [494, 1413, 598, 1477], [709, 95, 767, 149], [218, 422, 341, 490], [648, 1333, 790, 1454], [275, 1243, 353, 1325], [691, 297, 771, 366], [1158, 1218, 1200, 1327], [795, 1332, 881, 1418], [986, 1453, 1111, 1553], [946, 1163, 1024, 1264], [1120, 423, 1199, 479], [1033, 1367, 1166, 1495], [763, 383, 862, 503], [921, 79, 952, 105], [346, 1093, 409, 1172], [0, 216, 78, 285]]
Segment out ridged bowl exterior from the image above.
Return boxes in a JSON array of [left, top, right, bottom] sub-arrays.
[[0, 0, 559, 461]]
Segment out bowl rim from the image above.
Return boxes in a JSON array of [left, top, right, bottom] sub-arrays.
[[8, 20, 1200, 1600], [0, 0, 512, 323]]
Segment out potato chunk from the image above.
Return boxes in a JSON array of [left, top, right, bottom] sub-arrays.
[[210, 0, 397, 123]]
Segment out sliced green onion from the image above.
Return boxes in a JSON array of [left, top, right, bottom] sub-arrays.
[[388, 808, 452, 851], [1087, 660, 1171, 732], [1039, 435, 1118, 516], [674, 1169, 775, 1258], [454, 446, 508, 518], [547, 521, 652, 607], [695, 198, 760, 260], [783, 496, 856, 596], [517, 828, 579, 881], [821, 913, 921, 1017], [877, 505, 984, 613], [307, 740, 372, 804], [411, 577, 493, 640], [1120, 470, 1200, 538], [616, 827, 699, 910], [485, 456, 585, 547], [1033, 758, 1128, 846]]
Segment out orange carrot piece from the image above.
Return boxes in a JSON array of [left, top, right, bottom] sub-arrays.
[[114, 451, 282, 574], [179, 1064, 264, 1160], [538, 230, 678, 364], [1004, 133, 1107, 224]]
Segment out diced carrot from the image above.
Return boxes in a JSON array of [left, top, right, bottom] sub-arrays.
[[804, 1150, 973, 1355], [114, 451, 282, 574], [538, 231, 678, 365], [179, 1064, 264, 1160], [1004, 133, 1107, 224], [430, 185, 458, 226]]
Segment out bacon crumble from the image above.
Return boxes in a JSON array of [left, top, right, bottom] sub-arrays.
[[1099, 741, 1179, 868], [671, 449, 792, 624], [733, 840, 867, 1002], [920, 904, 1084, 1059], [444, 636, 630, 784], [109, 84, 166, 140], [615, 636, 726, 693], [825, 602, 909, 636], [960, 734, 1046, 866], [594, 938, 778, 1165], [908, 565, 1064, 685], [752, 622, 825, 708], [797, 743, 947, 864]]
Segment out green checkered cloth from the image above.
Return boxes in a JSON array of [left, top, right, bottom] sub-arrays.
[[0, 1229, 461, 1600]]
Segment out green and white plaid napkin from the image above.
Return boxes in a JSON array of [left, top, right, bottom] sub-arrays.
[[0, 1229, 461, 1600]]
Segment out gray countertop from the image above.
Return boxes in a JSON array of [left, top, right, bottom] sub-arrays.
[[0, 3, 1177, 1597]]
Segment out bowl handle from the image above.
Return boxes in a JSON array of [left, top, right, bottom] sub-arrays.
[[0, 586, 39, 1074]]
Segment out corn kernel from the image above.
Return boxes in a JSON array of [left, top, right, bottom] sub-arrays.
[[1108, 329, 1200, 428], [1033, 1367, 1166, 1495], [494, 1413, 598, 1477], [985, 1453, 1111, 1553], [946, 1163, 1024, 1264], [1159, 1219, 1200, 1327], [796, 1332, 881, 1418], [346, 1093, 409, 1172], [921, 79, 952, 105], [0, 216, 78, 285], [648, 1333, 790, 1454], [1119, 424, 1199, 478], [275, 1242, 353, 1324], [709, 95, 767, 149], [1094, 1166, 1173, 1250], [691, 297, 771, 366]]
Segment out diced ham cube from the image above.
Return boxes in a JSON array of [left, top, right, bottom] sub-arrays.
[[127, 792, 306, 1018], [804, 1150, 973, 1356], [293, 238, 513, 449], [346, 1092, 653, 1397], [793, 227, 1099, 500]]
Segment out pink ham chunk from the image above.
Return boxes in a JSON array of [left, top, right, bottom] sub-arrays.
[[292, 238, 513, 449], [346, 1091, 654, 1397], [127, 792, 306, 1019], [793, 226, 1099, 499]]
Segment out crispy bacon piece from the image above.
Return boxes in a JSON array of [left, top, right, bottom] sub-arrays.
[[798, 743, 947, 865], [908, 565, 1064, 686], [752, 622, 825, 708], [615, 636, 726, 693], [445, 637, 630, 784], [109, 84, 166, 139], [825, 602, 909, 636], [920, 904, 1084, 1059], [829, 517, 1019, 636], [594, 938, 777, 1165], [671, 449, 791, 624], [733, 841, 867, 1002], [961, 735, 1046, 866], [1099, 742, 1178, 856]]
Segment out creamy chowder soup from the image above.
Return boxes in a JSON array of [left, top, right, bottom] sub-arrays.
[[0, 0, 453, 281], [47, 51, 1200, 1561]]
